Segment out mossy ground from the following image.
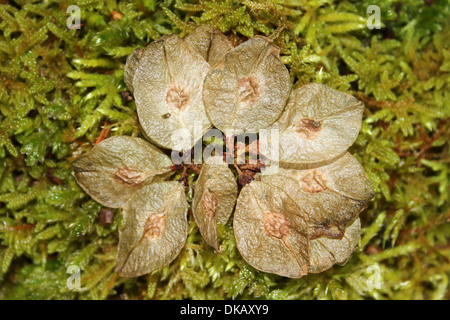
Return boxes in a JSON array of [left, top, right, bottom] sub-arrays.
[[0, 0, 449, 300]]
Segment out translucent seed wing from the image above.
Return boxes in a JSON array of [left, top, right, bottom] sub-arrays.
[[203, 36, 290, 133], [72, 136, 173, 208], [133, 34, 212, 150], [123, 48, 143, 93], [185, 25, 234, 67], [309, 218, 361, 273], [192, 157, 237, 250], [234, 177, 310, 278], [115, 181, 188, 277]]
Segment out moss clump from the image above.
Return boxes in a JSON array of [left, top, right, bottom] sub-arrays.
[[0, 0, 449, 300]]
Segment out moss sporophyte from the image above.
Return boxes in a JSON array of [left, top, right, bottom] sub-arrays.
[[72, 26, 374, 278]]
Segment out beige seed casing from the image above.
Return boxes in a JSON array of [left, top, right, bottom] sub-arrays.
[[234, 152, 373, 278], [192, 156, 237, 250], [115, 181, 188, 277], [72, 136, 173, 208], [265, 83, 365, 165], [203, 36, 291, 134], [266, 152, 374, 240], [234, 176, 310, 278], [132, 34, 212, 150]]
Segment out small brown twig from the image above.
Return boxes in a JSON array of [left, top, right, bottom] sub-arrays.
[[95, 121, 111, 145]]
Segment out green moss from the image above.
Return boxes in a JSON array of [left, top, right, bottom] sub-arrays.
[[0, 0, 449, 300]]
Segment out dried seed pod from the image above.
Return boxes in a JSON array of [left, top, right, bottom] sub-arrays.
[[132, 34, 212, 150], [115, 181, 188, 277], [266, 152, 374, 240], [123, 48, 143, 93], [234, 176, 310, 278], [265, 83, 365, 165], [185, 25, 234, 67], [72, 136, 173, 208], [203, 36, 290, 133], [309, 218, 360, 274], [192, 156, 237, 250]]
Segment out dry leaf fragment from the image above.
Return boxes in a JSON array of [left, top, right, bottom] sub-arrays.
[[309, 218, 361, 274], [185, 25, 234, 67], [192, 157, 237, 250], [234, 176, 310, 278], [267, 152, 374, 240], [203, 36, 291, 133], [72, 136, 173, 208], [115, 181, 188, 277], [132, 34, 212, 150], [265, 83, 365, 165]]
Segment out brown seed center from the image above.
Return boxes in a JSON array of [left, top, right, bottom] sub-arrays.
[[237, 75, 260, 105], [144, 214, 165, 239], [295, 119, 322, 140], [166, 84, 189, 110], [114, 168, 145, 185], [264, 212, 290, 239], [300, 169, 327, 193]]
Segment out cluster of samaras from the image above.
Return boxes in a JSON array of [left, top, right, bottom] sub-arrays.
[[72, 26, 374, 278]]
